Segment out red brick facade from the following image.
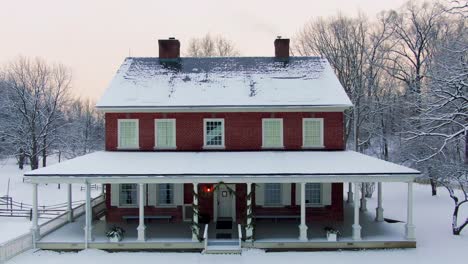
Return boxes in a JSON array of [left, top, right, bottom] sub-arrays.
[[105, 112, 345, 151], [105, 183, 344, 223]]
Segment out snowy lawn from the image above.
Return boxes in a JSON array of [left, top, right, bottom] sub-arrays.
[[4, 181, 467, 263], [0, 157, 100, 243]]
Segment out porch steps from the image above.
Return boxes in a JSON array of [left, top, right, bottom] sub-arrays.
[[204, 239, 241, 254]]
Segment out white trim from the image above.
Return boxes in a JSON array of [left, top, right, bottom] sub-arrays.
[[25, 174, 419, 184], [302, 118, 324, 148], [262, 118, 284, 149], [203, 118, 225, 149], [97, 106, 352, 113], [117, 119, 139, 150], [154, 119, 177, 149]]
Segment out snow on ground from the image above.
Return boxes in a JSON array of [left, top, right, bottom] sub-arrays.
[[4, 179, 467, 263], [0, 157, 100, 243]]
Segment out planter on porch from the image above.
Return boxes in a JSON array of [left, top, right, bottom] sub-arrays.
[[106, 226, 125, 242], [325, 227, 340, 242]]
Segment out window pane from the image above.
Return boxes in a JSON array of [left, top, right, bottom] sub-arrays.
[[305, 183, 321, 205], [158, 184, 174, 205], [156, 120, 175, 148], [205, 121, 223, 146], [119, 120, 138, 148], [303, 119, 323, 147], [265, 183, 282, 205], [119, 184, 137, 206], [263, 119, 282, 147]]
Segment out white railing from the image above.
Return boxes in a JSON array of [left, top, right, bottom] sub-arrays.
[[203, 224, 209, 249], [0, 195, 105, 263], [238, 224, 242, 249]]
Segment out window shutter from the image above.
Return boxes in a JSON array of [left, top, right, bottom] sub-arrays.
[[322, 183, 332, 206], [255, 183, 264, 206], [282, 183, 291, 206], [111, 184, 119, 207], [174, 184, 183, 205]]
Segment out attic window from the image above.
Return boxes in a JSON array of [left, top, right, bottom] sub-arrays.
[[118, 119, 139, 149], [204, 119, 225, 148]]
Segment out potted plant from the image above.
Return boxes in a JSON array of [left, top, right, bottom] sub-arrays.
[[106, 226, 125, 242], [324, 227, 340, 242]]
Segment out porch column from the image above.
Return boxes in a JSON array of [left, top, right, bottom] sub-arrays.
[[352, 183, 361, 240], [360, 183, 367, 212], [101, 184, 105, 196], [67, 183, 73, 222], [84, 181, 93, 248], [347, 183, 354, 203], [375, 182, 384, 222], [298, 182, 308, 241], [246, 182, 254, 241], [192, 183, 199, 241], [405, 182, 416, 240], [31, 183, 40, 247], [137, 183, 146, 241]]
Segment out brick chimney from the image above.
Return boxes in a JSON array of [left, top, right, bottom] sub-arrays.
[[158, 37, 180, 59], [274, 36, 290, 58]]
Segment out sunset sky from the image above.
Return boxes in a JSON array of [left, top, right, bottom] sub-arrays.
[[0, 0, 409, 100]]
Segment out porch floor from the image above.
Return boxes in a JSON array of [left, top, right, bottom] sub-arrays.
[[36, 200, 414, 250]]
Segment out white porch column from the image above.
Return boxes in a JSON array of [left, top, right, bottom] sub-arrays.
[[84, 181, 93, 248], [375, 182, 384, 222], [101, 184, 105, 196], [352, 183, 362, 241], [137, 183, 146, 241], [67, 183, 73, 222], [360, 183, 367, 212], [31, 183, 40, 247], [347, 182, 354, 203], [192, 183, 199, 241], [405, 182, 416, 240], [298, 182, 308, 241], [246, 182, 253, 241]]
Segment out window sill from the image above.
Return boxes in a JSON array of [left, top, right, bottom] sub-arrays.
[[154, 146, 177, 150], [118, 205, 138, 208], [261, 205, 285, 208], [155, 204, 177, 208], [306, 204, 324, 208], [203, 145, 225, 150], [261, 146, 284, 149]]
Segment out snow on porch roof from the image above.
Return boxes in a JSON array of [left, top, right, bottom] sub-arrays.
[[96, 57, 353, 110], [24, 151, 419, 182]]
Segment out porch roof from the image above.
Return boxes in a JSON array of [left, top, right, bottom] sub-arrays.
[[24, 151, 419, 183]]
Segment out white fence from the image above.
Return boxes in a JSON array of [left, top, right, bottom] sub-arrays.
[[0, 195, 105, 263]]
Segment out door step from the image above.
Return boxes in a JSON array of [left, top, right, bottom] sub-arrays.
[[204, 239, 241, 254]]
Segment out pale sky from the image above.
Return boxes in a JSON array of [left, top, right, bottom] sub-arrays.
[[0, 0, 409, 100]]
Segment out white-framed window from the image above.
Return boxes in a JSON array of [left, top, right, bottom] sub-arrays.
[[305, 183, 322, 205], [203, 119, 225, 148], [302, 118, 324, 148], [155, 119, 176, 149], [264, 183, 282, 205], [118, 119, 139, 149], [262, 118, 283, 148], [157, 183, 174, 206], [119, 184, 137, 207]]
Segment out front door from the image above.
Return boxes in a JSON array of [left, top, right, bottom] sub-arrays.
[[217, 184, 234, 220]]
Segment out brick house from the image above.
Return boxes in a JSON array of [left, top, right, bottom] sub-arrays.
[[25, 37, 419, 252]]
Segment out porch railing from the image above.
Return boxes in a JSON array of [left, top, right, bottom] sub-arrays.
[[0, 195, 105, 264]]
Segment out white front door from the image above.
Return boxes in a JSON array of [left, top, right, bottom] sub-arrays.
[[217, 184, 235, 220]]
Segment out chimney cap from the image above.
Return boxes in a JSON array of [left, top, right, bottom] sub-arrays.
[[168, 37, 176, 40], [277, 36, 282, 39]]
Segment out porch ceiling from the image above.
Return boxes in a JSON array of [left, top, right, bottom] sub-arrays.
[[24, 151, 419, 184]]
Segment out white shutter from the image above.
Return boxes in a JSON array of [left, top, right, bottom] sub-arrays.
[[322, 183, 332, 206], [255, 183, 264, 206], [147, 184, 157, 206], [174, 184, 183, 206], [282, 183, 291, 206], [111, 184, 119, 207]]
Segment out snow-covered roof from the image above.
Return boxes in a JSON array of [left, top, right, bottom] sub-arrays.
[[96, 57, 353, 110], [25, 151, 418, 183]]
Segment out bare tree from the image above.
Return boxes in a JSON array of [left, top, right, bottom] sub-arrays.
[[0, 57, 72, 170], [186, 33, 240, 57]]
